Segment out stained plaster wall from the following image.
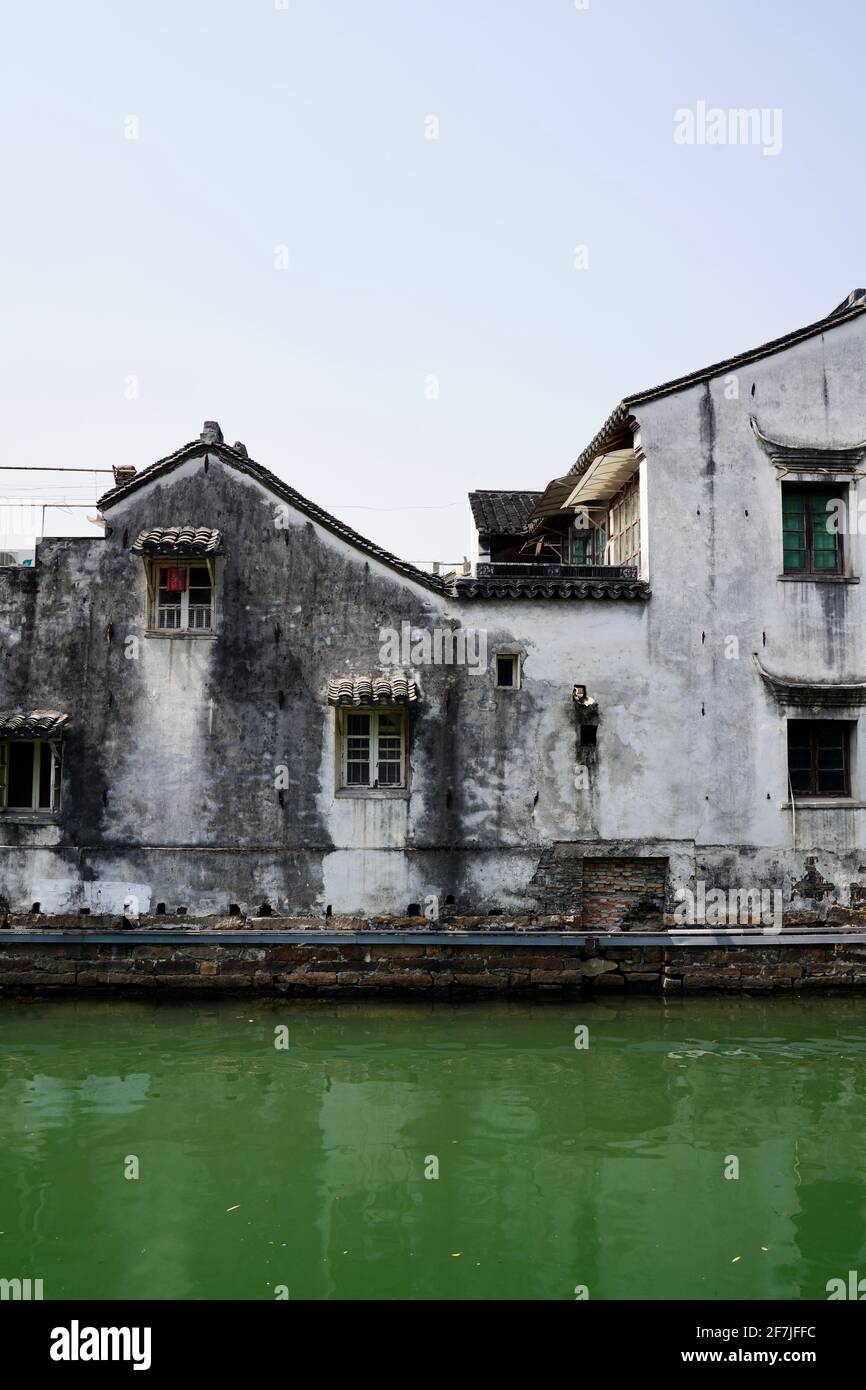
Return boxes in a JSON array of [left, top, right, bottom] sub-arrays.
[[2, 309, 866, 920], [631, 309, 866, 910]]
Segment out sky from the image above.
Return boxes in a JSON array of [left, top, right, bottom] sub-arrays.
[[1, 0, 864, 564]]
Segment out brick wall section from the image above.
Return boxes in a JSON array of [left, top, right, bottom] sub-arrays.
[[527, 849, 583, 914], [582, 858, 667, 930], [1, 940, 866, 994]]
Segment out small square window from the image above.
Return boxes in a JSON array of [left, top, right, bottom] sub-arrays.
[[495, 654, 519, 688], [580, 724, 597, 747]]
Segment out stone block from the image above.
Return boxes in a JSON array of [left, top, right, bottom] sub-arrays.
[[581, 957, 619, 977], [530, 969, 583, 984], [452, 973, 507, 989]]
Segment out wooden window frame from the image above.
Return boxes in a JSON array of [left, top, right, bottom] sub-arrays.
[[606, 475, 640, 568], [0, 738, 62, 812], [781, 484, 845, 576], [146, 559, 216, 633], [337, 707, 408, 791], [787, 719, 852, 799]]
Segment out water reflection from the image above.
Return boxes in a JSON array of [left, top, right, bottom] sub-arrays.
[[0, 997, 865, 1298]]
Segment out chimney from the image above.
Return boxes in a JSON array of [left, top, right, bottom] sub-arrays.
[[233, 441, 248, 457], [112, 464, 136, 487], [200, 420, 224, 445]]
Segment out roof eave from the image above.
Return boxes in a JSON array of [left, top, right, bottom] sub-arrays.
[[565, 299, 866, 484]]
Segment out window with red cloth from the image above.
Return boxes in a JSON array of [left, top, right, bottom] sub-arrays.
[[149, 562, 214, 631]]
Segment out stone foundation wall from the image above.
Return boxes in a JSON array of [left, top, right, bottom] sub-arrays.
[[1, 938, 866, 994]]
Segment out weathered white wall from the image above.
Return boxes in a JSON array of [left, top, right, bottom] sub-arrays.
[[4, 313, 866, 918]]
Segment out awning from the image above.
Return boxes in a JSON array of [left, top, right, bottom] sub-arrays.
[[0, 710, 69, 738], [563, 449, 638, 508], [327, 674, 419, 707], [527, 476, 576, 522], [131, 527, 221, 556]]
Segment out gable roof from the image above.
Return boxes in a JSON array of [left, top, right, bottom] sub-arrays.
[[469, 490, 542, 536], [565, 289, 866, 483], [99, 436, 450, 595]]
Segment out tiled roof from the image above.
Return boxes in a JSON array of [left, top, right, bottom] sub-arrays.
[[99, 437, 450, 595], [327, 674, 419, 706], [564, 292, 866, 483], [131, 527, 222, 556], [468, 491, 543, 536], [455, 577, 650, 600], [0, 709, 69, 738]]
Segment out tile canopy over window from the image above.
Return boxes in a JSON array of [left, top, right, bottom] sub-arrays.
[[327, 674, 418, 706], [131, 527, 221, 556], [330, 675, 414, 790], [0, 712, 66, 812], [133, 528, 219, 634], [0, 710, 68, 739]]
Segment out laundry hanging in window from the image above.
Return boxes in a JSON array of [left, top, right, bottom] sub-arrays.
[[165, 566, 188, 592]]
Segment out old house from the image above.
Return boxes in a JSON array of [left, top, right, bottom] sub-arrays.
[[3, 289, 866, 928]]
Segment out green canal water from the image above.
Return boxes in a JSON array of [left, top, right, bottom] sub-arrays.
[[1, 995, 865, 1301]]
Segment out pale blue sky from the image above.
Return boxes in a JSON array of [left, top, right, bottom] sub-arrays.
[[1, 0, 863, 562]]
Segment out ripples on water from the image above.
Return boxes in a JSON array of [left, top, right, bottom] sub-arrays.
[[1, 996, 865, 1300]]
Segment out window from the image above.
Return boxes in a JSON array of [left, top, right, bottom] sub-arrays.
[[782, 485, 844, 575], [148, 562, 214, 632], [495, 654, 520, 688], [608, 476, 640, 567], [0, 740, 62, 812], [787, 720, 851, 797], [338, 708, 407, 790], [571, 514, 607, 565]]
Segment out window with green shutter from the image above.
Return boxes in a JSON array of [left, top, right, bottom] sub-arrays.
[[782, 485, 844, 575]]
